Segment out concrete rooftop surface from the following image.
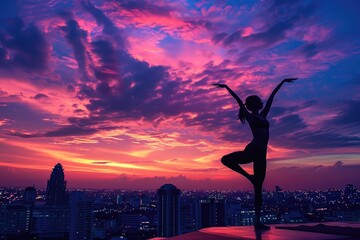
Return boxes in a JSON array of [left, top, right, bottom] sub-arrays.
[[150, 222, 360, 240]]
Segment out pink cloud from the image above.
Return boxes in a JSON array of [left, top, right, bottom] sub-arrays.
[[303, 25, 332, 42], [241, 27, 254, 37]]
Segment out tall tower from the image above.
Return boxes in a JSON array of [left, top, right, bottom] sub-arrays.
[[46, 163, 68, 205], [157, 184, 180, 237]]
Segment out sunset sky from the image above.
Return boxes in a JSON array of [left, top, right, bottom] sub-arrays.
[[0, 0, 359, 190]]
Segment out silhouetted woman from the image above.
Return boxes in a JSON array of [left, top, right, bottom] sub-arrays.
[[213, 78, 297, 229]]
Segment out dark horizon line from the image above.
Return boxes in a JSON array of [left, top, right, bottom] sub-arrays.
[[0, 184, 357, 192]]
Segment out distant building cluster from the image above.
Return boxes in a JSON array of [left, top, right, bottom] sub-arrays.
[[0, 163, 94, 239], [0, 163, 360, 240]]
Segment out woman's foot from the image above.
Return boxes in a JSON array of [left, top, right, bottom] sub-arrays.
[[254, 223, 270, 230]]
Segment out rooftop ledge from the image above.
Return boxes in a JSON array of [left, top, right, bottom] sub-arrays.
[[151, 222, 360, 240]]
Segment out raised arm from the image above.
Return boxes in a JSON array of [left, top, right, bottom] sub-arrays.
[[261, 78, 297, 117], [213, 83, 250, 118], [213, 84, 244, 106]]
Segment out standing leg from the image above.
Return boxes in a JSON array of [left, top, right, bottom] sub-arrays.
[[253, 155, 270, 229], [221, 151, 254, 184], [254, 184, 263, 225]]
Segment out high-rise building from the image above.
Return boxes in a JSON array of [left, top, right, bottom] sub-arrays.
[[70, 191, 94, 240], [0, 204, 31, 234], [227, 200, 242, 226], [199, 198, 226, 228], [23, 186, 36, 232], [32, 163, 70, 238], [32, 204, 70, 238], [46, 163, 69, 205], [180, 197, 198, 234], [157, 184, 180, 237], [23, 187, 36, 205]]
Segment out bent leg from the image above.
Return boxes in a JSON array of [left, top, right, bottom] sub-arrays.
[[221, 151, 253, 183]]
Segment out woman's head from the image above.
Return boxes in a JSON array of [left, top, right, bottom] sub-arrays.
[[245, 95, 263, 111], [238, 95, 263, 123]]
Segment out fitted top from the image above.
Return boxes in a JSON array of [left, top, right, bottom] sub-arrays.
[[248, 114, 270, 150], [249, 114, 270, 130]]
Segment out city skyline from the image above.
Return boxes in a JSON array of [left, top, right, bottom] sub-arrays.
[[0, 0, 360, 190], [1, 164, 359, 239]]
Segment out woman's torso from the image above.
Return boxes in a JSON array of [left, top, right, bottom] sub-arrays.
[[248, 114, 270, 150]]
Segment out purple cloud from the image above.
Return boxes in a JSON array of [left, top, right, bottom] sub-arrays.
[[0, 17, 48, 72], [82, 1, 119, 36], [59, 13, 89, 78], [33, 93, 48, 100], [113, 0, 173, 17], [8, 125, 98, 138]]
